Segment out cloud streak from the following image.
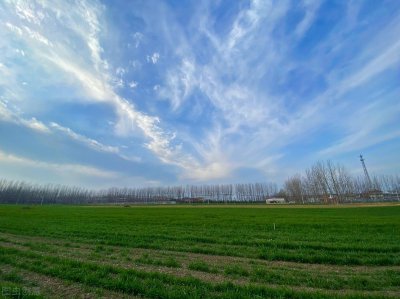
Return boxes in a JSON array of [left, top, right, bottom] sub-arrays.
[[0, 149, 117, 178]]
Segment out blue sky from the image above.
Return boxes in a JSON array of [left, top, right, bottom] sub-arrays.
[[0, 0, 399, 188]]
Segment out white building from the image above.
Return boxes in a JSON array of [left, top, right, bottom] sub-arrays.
[[265, 198, 286, 204]]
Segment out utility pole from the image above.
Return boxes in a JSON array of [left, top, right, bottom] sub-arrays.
[[360, 154, 372, 190]]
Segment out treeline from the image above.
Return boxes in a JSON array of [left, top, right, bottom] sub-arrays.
[[283, 161, 400, 203], [0, 179, 278, 204], [1, 160, 399, 205]]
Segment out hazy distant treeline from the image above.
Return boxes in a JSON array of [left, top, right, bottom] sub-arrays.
[[0, 179, 278, 204], [1, 160, 399, 204]]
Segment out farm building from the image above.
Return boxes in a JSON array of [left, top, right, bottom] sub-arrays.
[[176, 197, 205, 204], [266, 198, 285, 204]]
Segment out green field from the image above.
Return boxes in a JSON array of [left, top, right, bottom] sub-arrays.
[[0, 204, 399, 298]]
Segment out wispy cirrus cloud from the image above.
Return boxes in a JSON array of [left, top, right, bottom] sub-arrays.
[[0, 0, 399, 185], [0, 101, 50, 133], [0, 103, 141, 162], [0, 149, 118, 178], [50, 121, 142, 163], [318, 94, 400, 157], [155, 0, 400, 179], [0, 0, 204, 178], [294, 0, 321, 39], [49, 122, 119, 154]]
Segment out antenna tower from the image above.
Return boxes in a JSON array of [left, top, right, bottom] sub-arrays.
[[359, 154, 372, 189]]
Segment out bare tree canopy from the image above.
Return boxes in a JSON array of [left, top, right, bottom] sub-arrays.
[[284, 161, 400, 203]]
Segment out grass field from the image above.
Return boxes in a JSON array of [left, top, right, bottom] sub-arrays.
[[0, 204, 399, 298]]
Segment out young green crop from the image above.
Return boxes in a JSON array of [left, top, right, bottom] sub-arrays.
[[0, 204, 399, 298]]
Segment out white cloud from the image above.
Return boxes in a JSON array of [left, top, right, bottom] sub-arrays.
[[5, 22, 23, 35], [1, 0, 399, 183], [128, 81, 138, 89], [49, 122, 142, 162], [160, 59, 196, 110], [183, 162, 232, 181], [147, 52, 160, 64], [294, 0, 321, 39], [4, 0, 275, 182], [0, 149, 118, 178], [337, 40, 400, 94], [5, 20, 52, 45], [114, 78, 124, 88], [132, 32, 143, 48], [318, 97, 400, 156], [0, 103, 50, 133], [130, 60, 141, 70], [14, 1, 45, 25], [155, 0, 400, 181], [46, 54, 113, 101], [0, 102, 12, 121], [15, 49, 25, 56], [115, 67, 125, 76], [49, 122, 119, 153], [0, 100, 142, 162], [46, 50, 187, 168], [22, 25, 52, 46], [11, 4, 204, 175], [20, 117, 50, 133], [152, 1, 294, 178], [319, 130, 400, 157], [225, 0, 267, 51]]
